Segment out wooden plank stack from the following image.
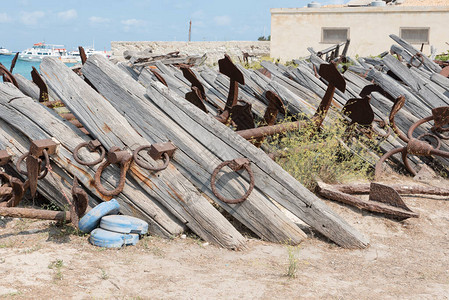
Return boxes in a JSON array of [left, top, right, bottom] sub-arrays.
[[4, 33, 447, 250]]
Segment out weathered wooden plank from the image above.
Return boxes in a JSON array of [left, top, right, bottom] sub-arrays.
[[14, 74, 40, 100], [389, 34, 442, 73], [382, 55, 448, 108], [431, 73, 449, 90], [40, 57, 246, 249], [81, 54, 307, 245], [0, 117, 94, 211], [367, 68, 430, 116], [116, 62, 139, 81], [147, 81, 369, 248], [0, 83, 184, 237]]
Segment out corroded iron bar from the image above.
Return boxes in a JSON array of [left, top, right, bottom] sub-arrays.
[[237, 120, 302, 140], [329, 183, 449, 196], [0, 207, 70, 221]]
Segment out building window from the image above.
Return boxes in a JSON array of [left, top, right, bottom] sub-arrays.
[[400, 27, 430, 44], [321, 28, 349, 44]]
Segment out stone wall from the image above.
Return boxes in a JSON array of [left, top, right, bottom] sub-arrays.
[[111, 41, 270, 65]]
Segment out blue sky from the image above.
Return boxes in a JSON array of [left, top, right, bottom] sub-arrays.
[[0, 0, 345, 52]]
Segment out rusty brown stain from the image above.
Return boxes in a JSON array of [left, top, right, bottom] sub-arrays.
[[102, 123, 111, 133], [166, 184, 185, 203], [129, 165, 155, 189]]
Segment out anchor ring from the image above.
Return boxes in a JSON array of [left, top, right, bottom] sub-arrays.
[[73, 141, 106, 166], [210, 159, 255, 204], [15, 149, 49, 180], [133, 145, 170, 172]]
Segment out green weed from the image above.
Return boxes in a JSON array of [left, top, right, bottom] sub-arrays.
[[100, 268, 109, 280], [286, 245, 300, 278], [48, 259, 64, 281], [267, 114, 377, 191]]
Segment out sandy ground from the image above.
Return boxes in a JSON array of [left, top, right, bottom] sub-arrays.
[[0, 183, 448, 299]]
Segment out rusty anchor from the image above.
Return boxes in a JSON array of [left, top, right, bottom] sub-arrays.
[[133, 142, 177, 172], [251, 91, 286, 147], [9, 52, 19, 74], [0, 176, 88, 226], [341, 84, 393, 139], [0, 63, 19, 88], [94, 146, 133, 196], [69, 176, 88, 228], [180, 60, 256, 131], [73, 139, 106, 166], [31, 67, 49, 102], [0, 150, 12, 166], [311, 62, 346, 128], [375, 104, 449, 179], [0, 172, 25, 208], [0, 150, 24, 208], [151, 69, 168, 87], [78, 46, 88, 65], [316, 181, 418, 220], [16, 139, 58, 199], [180, 65, 208, 112], [237, 63, 345, 141], [210, 158, 255, 204], [216, 54, 246, 124], [30, 69, 89, 135]]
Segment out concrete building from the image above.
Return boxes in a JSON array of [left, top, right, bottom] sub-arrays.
[[270, 0, 449, 61]]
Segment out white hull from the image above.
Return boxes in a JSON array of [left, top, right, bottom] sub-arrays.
[[0, 49, 12, 55]]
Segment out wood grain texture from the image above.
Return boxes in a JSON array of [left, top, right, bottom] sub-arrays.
[[40, 57, 246, 249]]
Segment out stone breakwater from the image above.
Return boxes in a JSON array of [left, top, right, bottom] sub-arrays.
[[111, 41, 270, 65]]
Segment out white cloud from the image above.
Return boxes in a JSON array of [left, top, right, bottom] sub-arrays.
[[0, 13, 11, 23], [89, 16, 110, 24], [192, 10, 204, 19], [58, 9, 77, 20], [214, 15, 231, 26], [20, 11, 45, 25], [193, 20, 205, 28], [174, 1, 192, 9], [121, 19, 147, 31]]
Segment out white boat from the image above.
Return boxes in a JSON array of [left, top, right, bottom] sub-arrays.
[[18, 42, 74, 62], [69, 47, 110, 61], [0, 47, 12, 55]]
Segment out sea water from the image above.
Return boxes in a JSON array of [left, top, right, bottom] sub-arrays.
[[0, 54, 75, 80]]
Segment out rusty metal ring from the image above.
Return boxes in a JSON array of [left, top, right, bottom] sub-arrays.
[[133, 145, 170, 172], [374, 147, 406, 180], [210, 160, 255, 204], [15, 150, 49, 179], [432, 127, 449, 140], [401, 147, 417, 176], [409, 53, 424, 68], [73, 142, 106, 166], [416, 133, 441, 150], [94, 158, 132, 197], [407, 116, 434, 140]]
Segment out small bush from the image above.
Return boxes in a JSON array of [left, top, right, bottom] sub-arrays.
[[268, 114, 377, 191]]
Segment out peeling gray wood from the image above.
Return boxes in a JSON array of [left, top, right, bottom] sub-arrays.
[[40, 57, 246, 249], [147, 81, 369, 249], [81, 54, 307, 245], [0, 83, 184, 237]]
